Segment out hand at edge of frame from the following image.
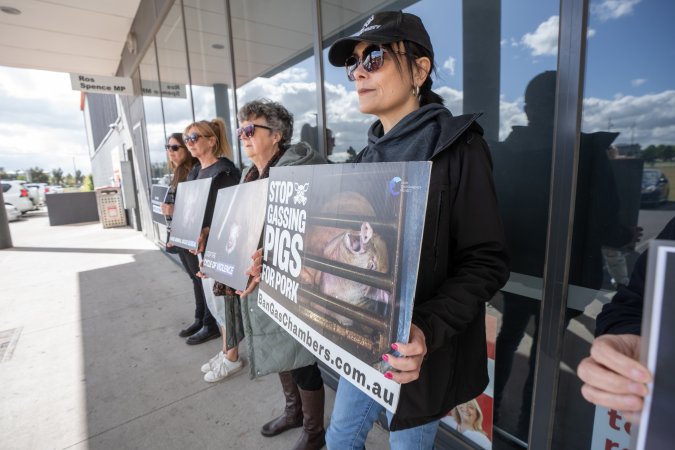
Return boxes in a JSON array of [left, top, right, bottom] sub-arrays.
[[235, 248, 263, 298], [190, 226, 210, 255], [577, 334, 651, 420], [383, 324, 427, 384]]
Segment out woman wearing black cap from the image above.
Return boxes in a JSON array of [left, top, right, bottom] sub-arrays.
[[325, 11, 509, 449]]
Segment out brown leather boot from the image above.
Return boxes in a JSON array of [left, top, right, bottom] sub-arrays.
[[292, 386, 325, 450], [261, 371, 303, 437]]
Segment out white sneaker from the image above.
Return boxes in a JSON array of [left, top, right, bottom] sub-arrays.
[[204, 357, 244, 382], [201, 351, 224, 374]]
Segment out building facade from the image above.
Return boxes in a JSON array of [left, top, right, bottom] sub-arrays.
[[84, 1, 675, 449]]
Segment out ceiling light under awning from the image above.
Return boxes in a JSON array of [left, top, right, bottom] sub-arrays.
[[0, 6, 21, 15]]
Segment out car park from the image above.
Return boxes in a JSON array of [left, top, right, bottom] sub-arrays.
[[19, 182, 40, 208], [5, 202, 21, 221], [641, 169, 670, 206], [25, 182, 49, 205], [1, 180, 35, 213]]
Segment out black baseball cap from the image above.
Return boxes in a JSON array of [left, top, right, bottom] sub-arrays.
[[328, 11, 433, 67]]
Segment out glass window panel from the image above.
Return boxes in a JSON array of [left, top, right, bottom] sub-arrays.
[[155, 1, 194, 148], [183, 0, 240, 165], [556, 1, 675, 449], [231, 0, 317, 169], [139, 42, 167, 186]]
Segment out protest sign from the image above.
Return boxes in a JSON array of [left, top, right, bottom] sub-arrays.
[[632, 240, 675, 450], [202, 179, 269, 291], [151, 184, 169, 225], [257, 161, 431, 412], [168, 178, 212, 251]]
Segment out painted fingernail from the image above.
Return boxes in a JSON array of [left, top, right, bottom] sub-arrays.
[[631, 368, 649, 382], [391, 343, 398, 351], [384, 372, 393, 379], [382, 354, 389, 362]]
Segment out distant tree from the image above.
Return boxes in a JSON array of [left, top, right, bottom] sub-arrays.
[[642, 145, 659, 165], [75, 169, 84, 186], [151, 162, 169, 181], [51, 168, 64, 186], [28, 166, 49, 183], [81, 174, 94, 191], [0, 167, 7, 179], [64, 173, 75, 187], [662, 145, 674, 162]]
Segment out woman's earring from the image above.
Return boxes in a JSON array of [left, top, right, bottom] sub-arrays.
[[412, 85, 420, 98]]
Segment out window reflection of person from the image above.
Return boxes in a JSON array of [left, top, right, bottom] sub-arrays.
[[491, 71, 636, 440], [446, 400, 491, 450], [300, 123, 335, 156]]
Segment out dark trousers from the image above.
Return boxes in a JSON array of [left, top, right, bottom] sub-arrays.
[[178, 250, 216, 329], [291, 363, 323, 391]]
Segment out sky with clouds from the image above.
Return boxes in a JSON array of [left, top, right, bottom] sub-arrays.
[[1, 0, 673, 174], [0, 68, 91, 175]]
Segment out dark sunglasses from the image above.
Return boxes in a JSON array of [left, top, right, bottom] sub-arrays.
[[236, 123, 273, 139], [165, 144, 184, 152], [345, 45, 392, 81], [183, 133, 203, 144]]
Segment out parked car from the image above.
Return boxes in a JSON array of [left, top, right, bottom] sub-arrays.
[[25, 182, 49, 205], [5, 202, 21, 222], [1, 180, 35, 213], [641, 169, 670, 206], [46, 185, 64, 194], [19, 182, 40, 208]]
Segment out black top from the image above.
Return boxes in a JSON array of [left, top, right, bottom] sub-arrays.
[[186, 157, 241, 235], [359, 105, 510, 430], [596, 216, 675, 336]]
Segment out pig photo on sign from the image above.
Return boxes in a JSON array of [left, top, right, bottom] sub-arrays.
[[301, 191, 390, 326]]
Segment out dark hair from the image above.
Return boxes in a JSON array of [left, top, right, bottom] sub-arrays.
[[183, 118, 233, 159], [237, 99, 294, 148], [381, 41, 444, 107], [167, 133, 196, 188]]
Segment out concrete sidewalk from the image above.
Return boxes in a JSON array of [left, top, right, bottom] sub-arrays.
[[0, 212, 389, 450]]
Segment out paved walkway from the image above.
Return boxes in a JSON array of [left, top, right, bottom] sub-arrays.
[[0, 211, 388, 449]]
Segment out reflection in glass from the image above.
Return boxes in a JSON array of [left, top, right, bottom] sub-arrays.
[[183, 0, 239, 165], [231, 0, 317, 168], [155, 1, 194, 163], [139, 42, 167, 185], [555, 1, 675, 449]]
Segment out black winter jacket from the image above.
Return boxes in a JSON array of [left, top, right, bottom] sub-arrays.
[[596, 217, 675, 336], [359, 108, 510, 430]]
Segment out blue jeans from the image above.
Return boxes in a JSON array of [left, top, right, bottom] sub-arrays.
[[326, 377, 440, 450]]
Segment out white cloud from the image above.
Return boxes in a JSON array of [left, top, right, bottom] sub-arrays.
[[591, 0, 641, 21], [631, 78, 646, 87], [582, 90, 675, 146], [0, 66, 91, 174], [498, 96, 528, 141], [442, 57, 456, 76], [522, 16, 559, 57]]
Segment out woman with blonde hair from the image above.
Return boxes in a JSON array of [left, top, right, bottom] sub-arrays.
[[448, 400, 491, 449], [179, 118, 240, 345]]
